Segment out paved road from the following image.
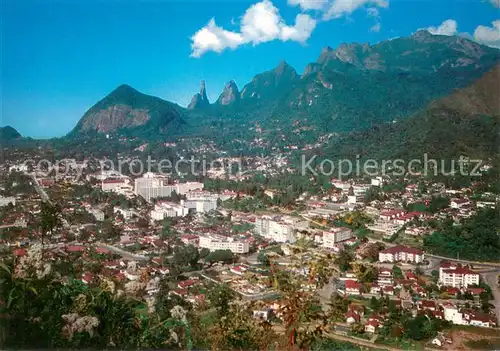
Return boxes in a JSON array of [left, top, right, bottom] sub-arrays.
[[482, 271, 500, 322], [94, 242, 148, 261]]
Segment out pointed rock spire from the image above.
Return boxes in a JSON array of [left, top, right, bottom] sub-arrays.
[[187, 80, 210, 109], [217, 80, 240, 106]]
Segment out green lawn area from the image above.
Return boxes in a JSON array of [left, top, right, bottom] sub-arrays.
[[393, 235, 424, 249]]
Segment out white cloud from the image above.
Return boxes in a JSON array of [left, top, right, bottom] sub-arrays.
[[489, 0, 500, 8], [288, 0, 329, 11], [190, 0, 316, 57], [324, 0, 389, 20], [423, 19, 500, 49], [281, 14, 318, 41], [190, 18, 245, 58], [473, 20, 500, 48], [370, 23, 381, 32], [426, 19, 458, 36], [241, 0, 283, 44]]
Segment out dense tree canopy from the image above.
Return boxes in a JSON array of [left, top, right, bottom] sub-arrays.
[[424, 208, 500, 261]]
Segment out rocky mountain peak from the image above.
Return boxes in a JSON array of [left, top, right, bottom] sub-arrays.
[[188, 80, 210, 109], [411, 29, 437, 43], [217, 80, 240, 105], [71, 84, 184, 135], [275, 60, 288, 73], [274, 60, 298, 79], [321, 46, 334, 54], [0, 126, 22, 141], [200, 80, 208, 100]]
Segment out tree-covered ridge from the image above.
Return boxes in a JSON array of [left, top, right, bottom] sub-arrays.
[[0, 126, 22, 141], [318, 63, 500, 161], [424, 208, 500, 261]]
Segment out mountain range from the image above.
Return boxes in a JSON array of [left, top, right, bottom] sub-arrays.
[[69, 30, 499, 142], [321, 63, 500, 161], [3, 31, 499, 161]]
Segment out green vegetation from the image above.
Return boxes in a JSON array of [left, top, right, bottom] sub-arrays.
[[0, 126, 22, 142], [204, 249, 234, 264], [424, 208, 500, 261]]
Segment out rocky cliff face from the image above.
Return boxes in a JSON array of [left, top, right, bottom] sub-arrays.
[[187, 80, 210, 109], [71, 84, 184, 135], [240, 61, 298, 101], [217, 80, 240, 105]]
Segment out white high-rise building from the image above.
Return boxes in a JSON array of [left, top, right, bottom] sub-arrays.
[[254, 216, 309, 243], [323, 227, 354, 248], [134, 172, 175, 202], [184, 191, 218, 213]]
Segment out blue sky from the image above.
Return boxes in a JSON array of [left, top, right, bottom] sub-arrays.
[[1, 0, 499, 138]]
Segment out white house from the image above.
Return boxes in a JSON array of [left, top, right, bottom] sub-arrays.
[[378, 245, 424, 263], [438, 262, 479, 288], [450, 198, 470, 209]]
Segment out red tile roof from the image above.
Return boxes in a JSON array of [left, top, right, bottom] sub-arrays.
[[345, 311, 361, 322], [345, 280, 361, 289], [442, 267, 477, 275], [467, 288, 484, 295], [177, 280, 196, 289], [102, 179, 125, 184], [380, 245, 423, 255], [13, 248, 27, 256], [66, 245, 86, 252]]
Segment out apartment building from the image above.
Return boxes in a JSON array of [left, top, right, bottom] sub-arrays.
[[150, 201, 189, 220], [323, 227, 354, 248], [102, 178, 128, 192], [254, 215, 308, 243], [198, 235, 250, 254], [438, 262, 480, 288], [134, 172, 175, 202], [378, 245, 424, 263]]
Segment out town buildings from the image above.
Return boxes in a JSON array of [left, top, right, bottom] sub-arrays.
[[102, 178, 129, 192], [134, 173, 174, 202], [150, 201, 189, 220], [0, 196, 16, 207], [322, 227, 354, 248], [438, 262, 480, 288], [378, 245, 424, 263], [254, 215, 309, 243], [198, 235, 250, 254], [134, 173, 204, 202], [88, 208, 105, 221]]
